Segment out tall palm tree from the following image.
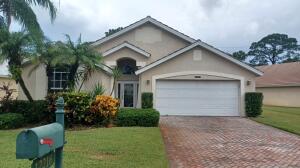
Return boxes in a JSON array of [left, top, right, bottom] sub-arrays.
[[110, 67, 121, 96], [0, 0, 57, 36], [29, 40, 66, 90], [61, 34, 102, 90], [0, 28, 37, 101]]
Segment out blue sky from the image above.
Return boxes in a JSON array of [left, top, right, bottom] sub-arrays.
[[1, 0, 300, 75]]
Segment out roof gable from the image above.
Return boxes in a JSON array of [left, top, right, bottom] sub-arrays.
[[135, 41, 263, 76], [91, 16, 196, 47], [103, 41, 150, 57]]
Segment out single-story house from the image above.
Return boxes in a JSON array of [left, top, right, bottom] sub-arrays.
[[256, 62, 300, 107], [19, 16, 263, 116], [0, 74, 18, 99]]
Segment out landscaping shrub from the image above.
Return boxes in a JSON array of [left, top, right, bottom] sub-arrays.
[[116, 108, 160, 127], [245, 92, 263, 117], [47, 92, 91, 127], [88, 83, 105, 99], [88, 95, 119, 126], [142, 92, 153, 109], [0, 113, 24, 129], [0, 100, 48, 124]]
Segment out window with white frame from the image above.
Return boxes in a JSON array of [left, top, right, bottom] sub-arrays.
[[48, 67, 70, 91]]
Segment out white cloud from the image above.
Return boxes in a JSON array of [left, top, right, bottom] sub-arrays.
[[22, 0, 298, 51], [2, 0, 300, 74]]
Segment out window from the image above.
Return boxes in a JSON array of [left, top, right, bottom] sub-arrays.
[[117, 58, 137, 75], [48, 67, 70, 91]]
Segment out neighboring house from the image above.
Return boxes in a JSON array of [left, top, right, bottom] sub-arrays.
[[19, 16, 262, 116], [256, 62, 300, 107], [0, 75, 18, 100]]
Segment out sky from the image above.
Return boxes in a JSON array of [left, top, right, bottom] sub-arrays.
[[1, 0, 300, 75]]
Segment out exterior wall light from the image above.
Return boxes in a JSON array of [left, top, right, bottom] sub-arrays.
[[247, 80, 251, 86], [146, 80, 150, 85]]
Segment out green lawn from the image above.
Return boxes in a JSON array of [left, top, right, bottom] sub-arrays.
[[0, 127, 168, 168], [252, 106, 300, 135]]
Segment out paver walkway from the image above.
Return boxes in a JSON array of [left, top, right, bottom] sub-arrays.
[[160, 116, 300, 168]]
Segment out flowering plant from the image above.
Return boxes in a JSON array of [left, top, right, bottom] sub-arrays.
[[87, 95, 119, 126]]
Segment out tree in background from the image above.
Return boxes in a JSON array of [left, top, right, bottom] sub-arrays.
[[0, 15, 5, 28], [0, 29, 36, 101], [105, 27, 123, 37], [282, 56, 300, 63], [0, 0, 56, 37], [231, 50, 247, 62], [248, 33, 299, 65]]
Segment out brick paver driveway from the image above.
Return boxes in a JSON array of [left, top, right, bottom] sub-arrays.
[[160, 116, 300, 168]]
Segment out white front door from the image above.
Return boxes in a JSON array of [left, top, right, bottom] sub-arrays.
[[155, 80, 240, 116], [117, 81, 139, 107]]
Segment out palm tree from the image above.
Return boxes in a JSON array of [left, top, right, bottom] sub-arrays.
[[29, 40, 66, 90], [62, 34, 102, 90], [0, 0, 57, 36], [110, 67, 121, 96], [0, 29, 37, 101]]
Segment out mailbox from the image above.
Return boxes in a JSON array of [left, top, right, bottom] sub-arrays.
[[16, 123, 64, 159]]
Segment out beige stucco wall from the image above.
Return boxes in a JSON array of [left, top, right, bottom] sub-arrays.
[[80, 70, 112, 95], [19, 63, 112, 100], [18, 64, 48, 100], [140, 47, 257, 92], [103, 47, 148, 64], [0, 77, 18, 100], [138, 46, 258, 115], [94, 23, 191, 63], [256, 87, 300, 107]]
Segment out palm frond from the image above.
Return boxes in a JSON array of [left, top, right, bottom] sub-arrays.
[[11, 0, 43, 38], [25, 0, 57, 22]]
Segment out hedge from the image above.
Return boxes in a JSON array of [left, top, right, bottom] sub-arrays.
[[142, 92, 153, 109], [245, 92, 263, 117], [0, 100, 49, 124], [0, 113, 25, 129], [116, 108, 160, 127]]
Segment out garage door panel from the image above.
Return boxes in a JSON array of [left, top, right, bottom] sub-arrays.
[[158, 107, 237, 116], [155, 80, 239, 116], [156, 89, 237, 98], [156, 97, 238, 106]]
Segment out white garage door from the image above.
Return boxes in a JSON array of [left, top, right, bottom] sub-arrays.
[[155, 80, 239, 116]]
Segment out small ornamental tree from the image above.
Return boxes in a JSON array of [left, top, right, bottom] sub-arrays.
[[142, 92, 153, 109], [245, 92, 263, 117]]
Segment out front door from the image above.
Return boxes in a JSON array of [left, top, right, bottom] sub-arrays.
[[117, 81, 138, 107]]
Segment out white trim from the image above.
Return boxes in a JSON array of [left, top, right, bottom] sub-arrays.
[[103, 42, 151, 57], [116, 81, 139, 108], [136, 62, 146, 67], [136, 42, 199, 75], [95, 64, 113, 75], [151, 71, 246, 117], [0, 74, 11, 78], [135, 41, 263, 76], [198, 41, 263, 76], [90, 16, 196, 46]]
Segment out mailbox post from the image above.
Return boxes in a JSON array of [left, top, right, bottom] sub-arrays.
[[55, 97, 64, 168], [16, 97, 66, 168]]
